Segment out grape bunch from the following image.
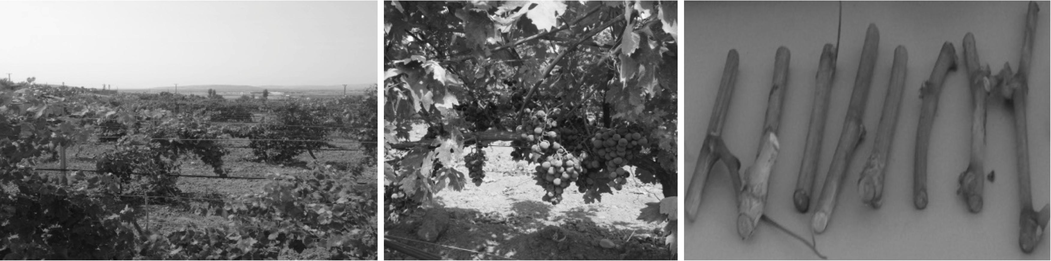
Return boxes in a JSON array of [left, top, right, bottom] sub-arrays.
[[385, 185, 421, 217], [578, 127, 652, 188], [510, 108, 560, 163], [507, 108, 588, 204], [465, 147, 487, 186], [536, 151, 583, 204]]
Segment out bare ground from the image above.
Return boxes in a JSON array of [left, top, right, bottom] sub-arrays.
[[384, 146, 672, 260]]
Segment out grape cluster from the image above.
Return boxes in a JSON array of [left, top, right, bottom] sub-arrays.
[[578, 127, 651, 187], [385, 185, 420, 213], [510, 108, 560, 163], [508, 108, 589, 204], [465, 148, 487, 186], [536, 151, 583, 204]]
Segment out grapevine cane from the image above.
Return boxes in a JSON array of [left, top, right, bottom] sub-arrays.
[[794, 44, 837, 213], [913, 42, 958, 210], [685, 49, 741, 222], [958, 33, 989, 213], [812, 24, 879, 234], [738, 47, 789, 239], [996, 2, 1050, 253], [857, 46, 908, 208], [683, 49, 824, 258]]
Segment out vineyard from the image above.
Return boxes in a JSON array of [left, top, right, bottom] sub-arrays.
[[0, 79, 377, 259], [384, 1, 677, 259]]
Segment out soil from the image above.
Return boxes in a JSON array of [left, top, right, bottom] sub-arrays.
[[384, 145, 673, 260]]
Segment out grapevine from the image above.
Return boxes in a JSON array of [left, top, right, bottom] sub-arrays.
[[1, 79, 378, 259], [385, 0, 678, 215]]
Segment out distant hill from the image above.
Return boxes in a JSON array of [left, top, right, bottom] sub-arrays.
[[121, 84, 373, 94]]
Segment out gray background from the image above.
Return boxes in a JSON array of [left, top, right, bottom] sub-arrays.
[[685, 1, 1051, 259]]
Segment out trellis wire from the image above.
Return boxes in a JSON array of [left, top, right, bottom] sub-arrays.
[[34, 168, 270, 180], [1, 135, 378, 144]]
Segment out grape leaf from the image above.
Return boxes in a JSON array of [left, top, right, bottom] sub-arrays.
[[446, 168, 467, 191], [658, 0, 677, 40], [636, 202, 664, 223], [620, 26, 640, 56], [632, 28, 661, 96], [633, 0, 655, 19], [618, 53, 638, 83], [384, 68, 402, 80], [635, 167, 656, 183], [583, 189, 603, 203], [426, 61, 449, 85], [435, 128, 463, 167], [659, 196, 676, 220], [400, 172, 418, 197], [526, 1, 567, 31], [455, 8, 501, 49], [385, 164, 397, 185], [494, 1, 532, 33], [434, 171, 448, 192]]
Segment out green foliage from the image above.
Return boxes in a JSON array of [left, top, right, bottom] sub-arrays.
[[0, 80, 142, 260], [142, 169, 378, 259], [1, 80, 377, 259], [105, 111, 229, 176], [97, 117, 128, 143], [325, 87, 378, 165], [241, 101, 332, 163], [384, 0, 678, 216], [1, 188, 141, 259], [96, 146, 180, 195], [207, 101, 255, 122]]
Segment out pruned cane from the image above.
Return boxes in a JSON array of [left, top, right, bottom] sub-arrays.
[[687, 49, 826, 259], [857, 45, 908, 208], [794, 44, 838, 213], [686, 49, 742, 222], [913, 42, 959, 210], [958, 33, 990, 213], [812, 24, 879, 234], [995, 2, 1050, 254], [738, 46, 789, 239]]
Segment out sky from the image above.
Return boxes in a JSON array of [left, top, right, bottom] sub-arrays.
[[0, 1, 376, 89]]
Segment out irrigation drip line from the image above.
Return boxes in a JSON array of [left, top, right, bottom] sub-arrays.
[[34, 168, 271, 180], [385, 235, 514, 260]]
